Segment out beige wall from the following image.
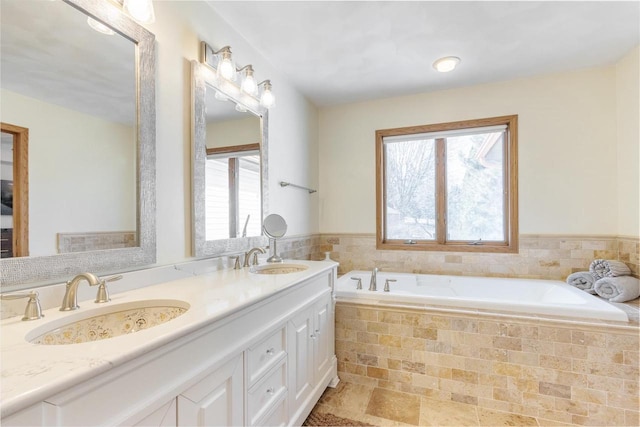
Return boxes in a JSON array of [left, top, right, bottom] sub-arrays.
[[318, 65, 627, 235], [148, 1, 319, 264], [1, 89, 135, 257], [206, 116, 261, 149], [616, 46, 640, 237]]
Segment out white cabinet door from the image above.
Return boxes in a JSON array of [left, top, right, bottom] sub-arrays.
[[313, 294, 332, 383], [177, 353, 243, 427], [132, 399, 177, 427], [288, 288, 334, 422], [287, 305, 315, 412]]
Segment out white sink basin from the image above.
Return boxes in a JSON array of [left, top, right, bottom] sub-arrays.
[[250, 263, 309, 275], [26, 299, 190, 345]]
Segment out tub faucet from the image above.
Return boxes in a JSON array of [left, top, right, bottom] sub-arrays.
[[60, 273, 101, 311], [369, 267, 379, 291]]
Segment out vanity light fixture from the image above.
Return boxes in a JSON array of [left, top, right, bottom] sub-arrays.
[[87, 17, 115, 35], [214, 90, 229, 101], [200, 41, 275, 110], [237, 65, 258, 96], [433, 56, 461, 73], [258, 80, 276, 108], [123, 0, 155, 24], [212, 46, 237, 81]]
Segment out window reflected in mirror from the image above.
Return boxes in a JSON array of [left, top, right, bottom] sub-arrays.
[[204, 84, 262, 240], [206, 145, 260, 239]]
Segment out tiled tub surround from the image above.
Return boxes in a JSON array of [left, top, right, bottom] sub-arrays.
[[334, 302, 639, 426], [309, 234, 640, 280]]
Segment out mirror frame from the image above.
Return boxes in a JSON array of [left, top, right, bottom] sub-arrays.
[[0, 0, 156, 288], [191, 59, 268, 257]]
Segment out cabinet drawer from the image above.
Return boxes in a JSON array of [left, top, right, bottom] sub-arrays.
[[247, 361, 287, 425], [247, 325, 286, 385], [254, 395, 287, 427]]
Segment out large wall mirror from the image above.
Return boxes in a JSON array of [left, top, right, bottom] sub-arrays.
[[0, 0, 156, 288], [192, 59, 268, 257]]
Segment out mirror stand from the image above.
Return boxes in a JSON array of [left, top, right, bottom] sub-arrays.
[[266, 237, 283, 263]]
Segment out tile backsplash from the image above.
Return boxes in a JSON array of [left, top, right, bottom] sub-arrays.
[[57, 231, 137, 253], [282, 233, 639, 280]]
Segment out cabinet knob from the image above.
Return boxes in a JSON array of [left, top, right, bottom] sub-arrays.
[[266, 387, 275, 395], [266, 347, 275, 356], [310, 334, 317, 339]]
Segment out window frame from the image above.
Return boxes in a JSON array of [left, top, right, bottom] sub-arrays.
[[375, 115, 518, 253]]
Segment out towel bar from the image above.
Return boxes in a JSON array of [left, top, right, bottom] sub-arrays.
[[279, 181, 317, 194]]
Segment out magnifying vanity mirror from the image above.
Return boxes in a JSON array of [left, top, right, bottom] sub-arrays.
[[263, 214, 287, 263], [191, 59, 268, 257], [0, 0, 156, 288]]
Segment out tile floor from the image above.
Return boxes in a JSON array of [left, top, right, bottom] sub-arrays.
[[309, 381, 576, 426]]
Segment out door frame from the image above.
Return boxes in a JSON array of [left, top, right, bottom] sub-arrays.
[[1, 122, 29, 257]]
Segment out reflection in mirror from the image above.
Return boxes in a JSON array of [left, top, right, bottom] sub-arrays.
[[192, 61, 268, 257], [1, 0, 136, 258], [263, 214, 288, 239], [204, 89, 261, 240], [1, 123, 29, 259], [0, 0, 156, 288]]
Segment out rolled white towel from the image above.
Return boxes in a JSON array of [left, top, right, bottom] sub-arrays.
[[589, 259, 631, 280], [566, 271, 597, 294], [594, 276, 640, 303]]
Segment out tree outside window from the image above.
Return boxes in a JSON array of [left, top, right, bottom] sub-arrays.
[[376, 115, 518, 253]]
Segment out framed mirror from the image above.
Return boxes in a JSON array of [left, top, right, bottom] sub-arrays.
[[191, 59, 268, 257], [0, 0, 156, 288]]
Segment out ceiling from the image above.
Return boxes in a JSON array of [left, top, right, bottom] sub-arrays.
[[208, 1, 640, 107]]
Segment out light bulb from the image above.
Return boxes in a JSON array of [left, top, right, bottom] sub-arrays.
[[260, 84, 275, 108], [241, 73, 257, 96], [219, 58, 235, 80], [215, 48, 236, 81], [214, 90, 229, 101], [433, 56, 460, 73], [87, 17, 114, 35], [124, 0, 155, 24]]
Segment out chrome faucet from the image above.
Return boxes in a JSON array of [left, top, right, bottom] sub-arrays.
[[60, 273, 101, 311], [369, 267, 379, 291], [243, 247, 266, 267]]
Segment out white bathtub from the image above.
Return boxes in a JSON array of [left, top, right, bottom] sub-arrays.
[[336, 271, 628, 322]]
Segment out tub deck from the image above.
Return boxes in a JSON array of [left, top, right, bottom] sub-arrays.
[[336, 271, 629, 322]]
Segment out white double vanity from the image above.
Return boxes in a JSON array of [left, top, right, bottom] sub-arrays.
[[1, 261, 339, 426]]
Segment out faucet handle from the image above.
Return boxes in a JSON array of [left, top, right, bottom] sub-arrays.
[[95, 275, 122, 304], [384, 279, 397, 292], [233, 256, 242, 270], [350, 277, 362, 290], [1, 291, 44, 321], [252, 252, 261, 266]]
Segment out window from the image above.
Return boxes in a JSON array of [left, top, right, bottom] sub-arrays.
[[205, 144, 261, 240], [376, 115, 518, 253]]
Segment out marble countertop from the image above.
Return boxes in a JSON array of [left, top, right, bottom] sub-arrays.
[[0, 260, 337, 417]]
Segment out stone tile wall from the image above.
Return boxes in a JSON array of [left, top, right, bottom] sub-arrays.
[[335, 303, 640, 426], [57, 231, 136, 253], [304, 234, 639, 280]]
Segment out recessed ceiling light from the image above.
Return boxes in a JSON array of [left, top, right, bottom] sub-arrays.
[[433, 56, 461, 73]]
